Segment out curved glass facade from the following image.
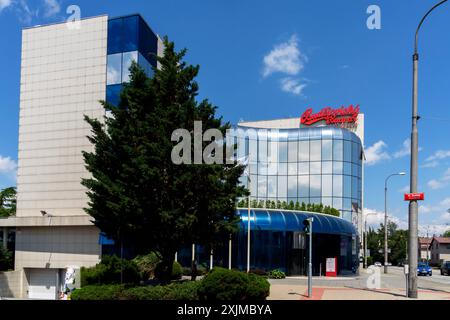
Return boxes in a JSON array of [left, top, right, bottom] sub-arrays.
[[234, 125, 362, 223]]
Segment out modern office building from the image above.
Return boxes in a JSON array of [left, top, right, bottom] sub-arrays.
[[0, 14, 162, 300], [0, 12, 364, 298]]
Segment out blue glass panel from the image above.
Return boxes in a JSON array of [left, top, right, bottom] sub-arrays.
[[333, 139, 343, 161], [107, 53, 122, 85], [122, 51, 138, 83], [122, 16, 139, 52], [269, 211, 287, 230], [139, 16, 158, 66], [106, 84, 123, 106], [108, 18, 123, 54]]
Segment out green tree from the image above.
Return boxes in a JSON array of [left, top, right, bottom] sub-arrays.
[[0, 187, 16, 217], [82, 38, 247, 281], [443, 230, 450, 237]]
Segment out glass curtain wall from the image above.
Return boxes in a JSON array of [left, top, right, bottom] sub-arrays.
[[235, 126, 362, 222]]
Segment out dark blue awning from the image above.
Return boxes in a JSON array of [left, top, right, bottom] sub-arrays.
[[237, 209, 356, 236]]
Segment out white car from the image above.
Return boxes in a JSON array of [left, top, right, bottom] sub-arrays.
[[374, 262, 382, 267]]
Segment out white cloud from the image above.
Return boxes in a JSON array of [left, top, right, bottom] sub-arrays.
[[262, 34, 306, 77], [365, 140, 391, 166], [421, 160, 439, 168], [0, 156, 17, 174], [262, 34, 308, 95], [426, 150, 450, 162], [418, 224, 449, 237], [393, 139, 410, 159], [280, 77, 306, 95], [363, 208, 407, 230], [399, 185, 410, 193], [43, 0, 60, 17], [426, 167, 450, 190], [0, 0, 11, 11], [428, 179, 445, 190]]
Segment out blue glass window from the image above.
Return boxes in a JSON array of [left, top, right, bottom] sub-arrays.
[[108, 18, 123, 54], [268, 176, 277, 198], [277, 176, 287, 199], [322, 140, 332, 160], [122, 51, 138, 83], [278, 142, 288, 162], [333, 175, 343, 196], [343, 140, 352, 162], [298, 176, 309, 197], [107, 54, 122, 85], [288, 176, 297, 198], [310, 140, 321, 161], [322, 175, 332, 197], [310, 175, 321, 197], [122, 15, 139, 52], [298, 140, 309, 161], [333, 139, 343, 161], [106, 84, 122, 106]]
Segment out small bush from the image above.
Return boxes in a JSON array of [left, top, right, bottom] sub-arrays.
[[154, 261, 183, 280], [246, 273, 270, 300], [132, 252, 161, 280], [197, 267, 270, 301], [70, 284, 125, 300], [267, 269, 286, 279], [81, 255, 141, 286]]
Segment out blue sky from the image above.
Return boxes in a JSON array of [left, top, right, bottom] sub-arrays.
[[0, 0, 449, 234]]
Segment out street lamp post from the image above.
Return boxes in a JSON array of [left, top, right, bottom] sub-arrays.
[[409, 0, 448, 298], [384, 172, 406, 273]]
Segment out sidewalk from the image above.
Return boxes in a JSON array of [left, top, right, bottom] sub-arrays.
[[268, 284, 450, 300]]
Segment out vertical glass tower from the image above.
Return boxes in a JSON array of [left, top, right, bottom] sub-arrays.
[[106, 14, 159, 106]]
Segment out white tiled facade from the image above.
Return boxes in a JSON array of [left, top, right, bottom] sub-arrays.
[[17, 16, 108, 218], [10, 16, 110, 298]]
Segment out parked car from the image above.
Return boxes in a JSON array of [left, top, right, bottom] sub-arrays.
[[374, 262, 382, 267], [417, 262, 432, 276], [441, 261, 450, 276]]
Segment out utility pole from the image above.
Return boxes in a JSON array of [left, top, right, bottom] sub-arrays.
[[409, 0, 448, 298]]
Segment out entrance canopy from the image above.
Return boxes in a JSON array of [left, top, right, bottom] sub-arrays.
[[237, 209, 356, 236]]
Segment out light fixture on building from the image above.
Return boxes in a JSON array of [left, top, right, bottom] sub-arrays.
[[40, 210, 48, 216]]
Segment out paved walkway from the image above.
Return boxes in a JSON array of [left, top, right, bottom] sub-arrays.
[[268, 284, 450, 300]]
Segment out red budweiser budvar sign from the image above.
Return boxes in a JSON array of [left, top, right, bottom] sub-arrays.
[[300, 105, 360, 126]]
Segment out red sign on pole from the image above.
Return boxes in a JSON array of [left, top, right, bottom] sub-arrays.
[[404, 193, 424, 201], [325, 257, 337, 277]]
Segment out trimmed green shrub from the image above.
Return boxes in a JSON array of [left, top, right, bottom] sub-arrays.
[[71, 281, 200, 300], [246, 273, 270, 300], [197, 267, 270, 300], [154, 261, 183, 280], [81, 255, 141, 286], [70, 284, 125, 300], [132, 252, 161, 280], [267, 269, 286, 279]]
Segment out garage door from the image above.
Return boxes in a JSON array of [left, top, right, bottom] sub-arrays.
[[28, 269, 57, 300]]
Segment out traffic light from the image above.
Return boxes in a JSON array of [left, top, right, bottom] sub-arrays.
[[303, 219, 310, 235]]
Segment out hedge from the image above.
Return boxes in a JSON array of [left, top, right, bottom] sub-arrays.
[[71, 281, 200, 300]]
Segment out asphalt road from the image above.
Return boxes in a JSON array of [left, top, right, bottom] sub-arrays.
[[272, 266, 450, 293]]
